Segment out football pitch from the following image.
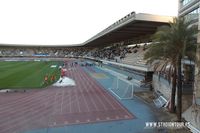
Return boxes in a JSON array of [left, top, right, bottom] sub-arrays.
[[0, 61, 61, 89]]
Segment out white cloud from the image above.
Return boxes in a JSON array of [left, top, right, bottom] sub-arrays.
[[0, 0, 178, 45]]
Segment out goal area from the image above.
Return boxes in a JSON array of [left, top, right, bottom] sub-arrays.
[[109, 76, 134, 100]]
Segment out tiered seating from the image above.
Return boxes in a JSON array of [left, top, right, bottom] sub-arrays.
[[121, 47, 147, 67], [0, 43, 149, 68]]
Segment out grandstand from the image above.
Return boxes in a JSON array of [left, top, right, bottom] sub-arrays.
[[0, 12, 173, 100]]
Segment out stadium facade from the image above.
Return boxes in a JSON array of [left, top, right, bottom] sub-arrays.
[[179, 0, 200, 132]]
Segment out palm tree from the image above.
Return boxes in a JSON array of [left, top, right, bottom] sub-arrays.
[[194, 42, 200, 105], [144, 17, 197, 121]]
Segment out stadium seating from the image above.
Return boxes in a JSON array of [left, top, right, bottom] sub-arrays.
[[0, 42, 149, 69]]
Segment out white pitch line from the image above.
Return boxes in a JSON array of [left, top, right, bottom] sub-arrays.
[[60, 90, 65, 114], [69, 90, 72, 113], [76, 92, 81, 113], [83, 73, 107, 111], [82, 78, 98, 111], [90, 79, 117, 110], [80, 90, 90, 112]]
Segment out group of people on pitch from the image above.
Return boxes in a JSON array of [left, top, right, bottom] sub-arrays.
[[43, 74, 56, 85]]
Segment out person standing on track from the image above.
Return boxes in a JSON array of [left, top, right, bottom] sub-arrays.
[[44, 74, 48, 85], [71, 62, 74, 67], [61, 68, 65, 77], [51, 74, 55, 82]]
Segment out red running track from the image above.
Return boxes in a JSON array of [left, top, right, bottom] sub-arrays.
[[0, 65, 134, 133]]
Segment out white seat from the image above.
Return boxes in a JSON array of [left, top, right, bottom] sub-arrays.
[[153, 96, 168, 108]]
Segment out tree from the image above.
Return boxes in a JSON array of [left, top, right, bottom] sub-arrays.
[[194, 42, 200, 105], [144, 17, 197, 121]]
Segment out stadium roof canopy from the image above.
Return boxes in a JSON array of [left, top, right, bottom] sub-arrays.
[[82, 12, 173, 47]]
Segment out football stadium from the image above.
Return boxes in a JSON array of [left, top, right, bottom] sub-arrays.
[[0, 1, 200, 133]]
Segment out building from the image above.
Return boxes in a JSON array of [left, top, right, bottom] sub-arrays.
[[179, 0, 200, 132], [179, 0, 199, 24]]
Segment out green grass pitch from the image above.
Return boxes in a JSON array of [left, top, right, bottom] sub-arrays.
[[0, 61, 61, 89]]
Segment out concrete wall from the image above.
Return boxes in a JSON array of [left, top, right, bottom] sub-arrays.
[[182, 21, 200, 133], [183, 105, 200, 132], [196, 23, 200, 105]]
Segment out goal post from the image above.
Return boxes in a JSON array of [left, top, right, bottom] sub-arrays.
[[109, 76, 134, 100]]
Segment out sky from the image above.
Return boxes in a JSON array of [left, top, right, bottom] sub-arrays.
[[0, 0, 178, 46]]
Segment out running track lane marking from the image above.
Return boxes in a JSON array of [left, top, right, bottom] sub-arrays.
[[83, 67, 133, 117], [60, 89, 65, 114]]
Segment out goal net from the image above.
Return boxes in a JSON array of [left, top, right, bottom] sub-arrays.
[[109, 76, 134, 100]]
